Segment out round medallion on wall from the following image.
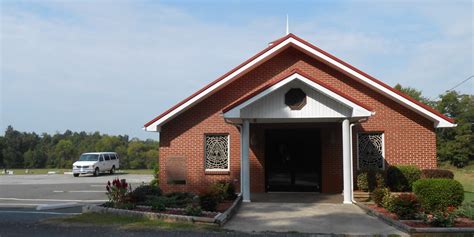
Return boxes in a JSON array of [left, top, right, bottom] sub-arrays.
[[285, 88, 307, 110]]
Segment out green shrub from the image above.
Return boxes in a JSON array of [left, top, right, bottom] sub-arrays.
[[151, 198, 166, 211], [199, 193, 219, 212], [150, 163, 160, 186], [165, 192, 195, 208], [382, 193, 395, 212], [422, 209, 457, 227], [209, 181, 237, 201], [128, 184, 162, 203], [185, 205, 202, 216], [371, 187, 390, 207], [390, 193, 420, 220], [420, 169, 454, 179], [457, 202, 474, 220], [413, 179, 464, 212], [386, 165, 421, 191], [356, 170, 385, 191]]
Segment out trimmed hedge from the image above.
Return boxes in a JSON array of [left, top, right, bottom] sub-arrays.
[[357, 170, 385, 191], [420, 169, 454, 179], [413, 178, 464, 212], [386, 165, 421, 192]]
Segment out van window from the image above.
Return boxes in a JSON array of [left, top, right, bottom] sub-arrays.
[[104, 154, 110, 161], [110, 154, 117, 160], [99, 156, 104, 162]]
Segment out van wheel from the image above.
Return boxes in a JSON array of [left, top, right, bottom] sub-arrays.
[[73, 173, 79, 177], [110, 166, 115, 174], [94, 168, 100, 176]]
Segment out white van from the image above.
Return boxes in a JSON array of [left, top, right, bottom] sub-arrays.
[[72, 152, 120, 177]]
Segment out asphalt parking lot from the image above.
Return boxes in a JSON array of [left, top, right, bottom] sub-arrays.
[[0, 174, 153, 223]]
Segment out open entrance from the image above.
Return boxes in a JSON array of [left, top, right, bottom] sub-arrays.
[[265, 128, 322, 192]]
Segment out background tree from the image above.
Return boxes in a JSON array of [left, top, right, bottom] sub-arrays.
[[0, 136, 4, 168], [436, 91, 474, 167], [0, 127, 159, 169], [2, 126, 24, 168], [394, 84, 433, 106]]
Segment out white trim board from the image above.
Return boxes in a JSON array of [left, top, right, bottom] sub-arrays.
[[144, 35, 455, 131]]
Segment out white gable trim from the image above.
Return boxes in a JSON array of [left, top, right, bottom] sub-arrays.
[[144, 36, 455, 131], [224, 73, 373, 119], [144, 38, 294, 132], [287, 38, 455, 128]]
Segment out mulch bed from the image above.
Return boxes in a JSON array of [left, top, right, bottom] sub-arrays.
[[366, 204, 474, 228], [366, 204, 398, 220]]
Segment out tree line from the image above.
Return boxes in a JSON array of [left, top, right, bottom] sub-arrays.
[[394, 85, 473, 167], [0, 127, 159, 169]]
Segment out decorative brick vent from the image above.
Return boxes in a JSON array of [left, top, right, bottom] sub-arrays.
[[285, 88, 307, 110]]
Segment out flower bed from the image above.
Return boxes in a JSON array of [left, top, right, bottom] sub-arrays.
[[357, 202, 474, 233], [84, 193, 242, 226], [86, 178, 243, 226]]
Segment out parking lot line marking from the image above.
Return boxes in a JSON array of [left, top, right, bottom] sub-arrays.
[[0, 203, 40, 206], [53, 190, 64, 193], [0, 210, 80, 215], [69, 190, 104, 193], [0, 198, 107, 202]]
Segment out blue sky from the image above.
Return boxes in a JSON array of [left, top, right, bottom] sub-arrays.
[[1, 0, 473, 140]]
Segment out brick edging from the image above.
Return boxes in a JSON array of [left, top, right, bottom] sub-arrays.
[[215, 193, 243, 226], [355, 202, 474, 234]]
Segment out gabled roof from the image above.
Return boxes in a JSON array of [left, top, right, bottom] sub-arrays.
[[223, 69, 374, 118], [144, 34, 455, 131]]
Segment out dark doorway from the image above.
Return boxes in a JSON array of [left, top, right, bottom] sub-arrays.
[[265, 129, 321, 192]]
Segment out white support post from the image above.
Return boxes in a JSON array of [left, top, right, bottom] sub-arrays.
[[241, 119, 251, 202], [342, 119, 352, 204]]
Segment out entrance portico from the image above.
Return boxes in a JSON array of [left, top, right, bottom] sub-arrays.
[[223, 70, 374, 203]]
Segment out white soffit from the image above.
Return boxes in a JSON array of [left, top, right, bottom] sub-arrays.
[[223, 73, 373, 119]]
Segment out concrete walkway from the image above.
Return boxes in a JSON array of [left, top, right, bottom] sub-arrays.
[[225, 202, 408, 236]]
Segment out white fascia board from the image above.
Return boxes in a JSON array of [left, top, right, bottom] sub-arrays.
[[288, 38, 455, 128], [223, 73, 373, 119], [145, 36, 454, 131], [144, 38, 295, 132]]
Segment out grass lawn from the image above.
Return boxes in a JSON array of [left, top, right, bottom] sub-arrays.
[[0, 169, 153, 175], [438, 162, 474, 203], [50, 213, 220, 231], [117, 169, 154, 175]]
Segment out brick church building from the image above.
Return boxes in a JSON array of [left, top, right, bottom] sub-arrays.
[[144, 34, 455, 203]]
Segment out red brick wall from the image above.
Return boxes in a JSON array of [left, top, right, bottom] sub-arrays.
[[158, 46, 437, 194]]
